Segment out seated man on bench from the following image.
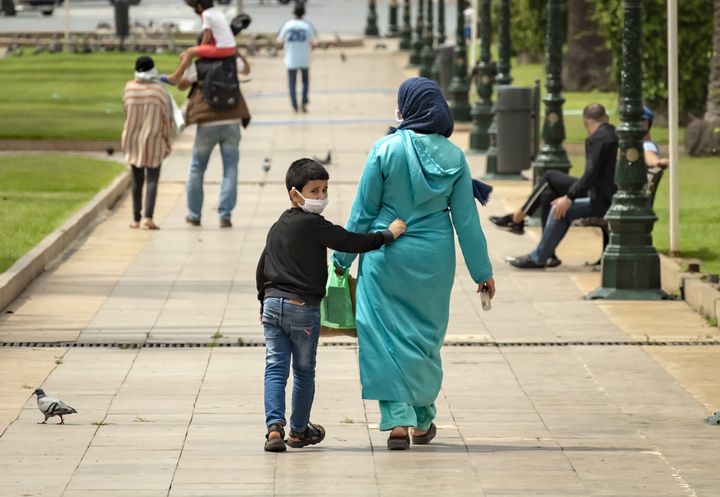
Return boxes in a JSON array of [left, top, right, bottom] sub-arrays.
[[491, 103, 619, 269]]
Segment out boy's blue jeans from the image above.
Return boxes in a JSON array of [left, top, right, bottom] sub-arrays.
[[262, 297, 320, 433]]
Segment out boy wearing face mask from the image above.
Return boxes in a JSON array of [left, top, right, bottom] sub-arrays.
[[257, 158, 406, 452]]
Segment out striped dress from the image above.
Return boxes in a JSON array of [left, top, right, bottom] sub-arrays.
[[121, 80, 173, 168]]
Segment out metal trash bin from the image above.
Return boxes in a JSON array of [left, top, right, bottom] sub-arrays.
[[495, 86, 533, 174], [434, 45, 454, 98]]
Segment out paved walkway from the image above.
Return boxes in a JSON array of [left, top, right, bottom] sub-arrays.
[[1, 45, 719, 497]]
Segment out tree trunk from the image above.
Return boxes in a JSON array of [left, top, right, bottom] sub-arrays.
[[562, 0, 613, 91], [704, 0, 720, 121]]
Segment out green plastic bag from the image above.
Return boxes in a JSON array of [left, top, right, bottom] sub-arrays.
[[320, 265, 356, 337]]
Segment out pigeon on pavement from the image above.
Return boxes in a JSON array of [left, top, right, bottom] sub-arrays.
[[34, 389, 77, 425]]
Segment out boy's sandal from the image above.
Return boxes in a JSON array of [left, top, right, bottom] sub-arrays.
[[387, 434, 411, 450], [411, 423, 437, 445], [264, 423, 286, 453], [286, 422, 325, 448], [129, 221, 140, 229]]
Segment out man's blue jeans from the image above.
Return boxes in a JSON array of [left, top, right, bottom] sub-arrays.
[[531, 197, 593, 264], [287, 67, 309, 110], [262, 297, 320, 433], [186, 123, 240, 221]]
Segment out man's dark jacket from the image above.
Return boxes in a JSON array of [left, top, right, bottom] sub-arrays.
[[566, 122, 619, 216]]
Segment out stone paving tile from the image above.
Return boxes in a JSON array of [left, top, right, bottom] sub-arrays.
[[2, 46, 720, 497]]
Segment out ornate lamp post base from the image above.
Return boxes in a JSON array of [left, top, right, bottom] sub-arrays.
[[531, 146, 571, 184], [419, 0, 435, 79], [409, 0, 424, 66], [469, 103, 493, 152], [449, 0, 470, 122], [586, 193, 665, 300], [449, 79, 471, 121], [469, 0, 493, 154], [387, 0, 400, 38], [399, 0, 412, 49], [365, 0, 380, 37]]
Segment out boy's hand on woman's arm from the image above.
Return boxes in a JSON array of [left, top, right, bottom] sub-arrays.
[[388, 219, 407, 239]]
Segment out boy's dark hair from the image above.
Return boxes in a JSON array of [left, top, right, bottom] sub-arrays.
[[582, 103, 607, 122], [294, 4, 305, 18], [286, 158, 328, 192]]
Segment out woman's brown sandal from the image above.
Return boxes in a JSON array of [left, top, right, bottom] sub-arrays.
[[286, 422, 325, 448], [264, 423, 286, 452], [387, 434, 411, 450], [411, 423, 437, 445]]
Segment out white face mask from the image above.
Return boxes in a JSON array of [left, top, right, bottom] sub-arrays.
[[296, 191, 329, 214], [395, 109, 403, 123]]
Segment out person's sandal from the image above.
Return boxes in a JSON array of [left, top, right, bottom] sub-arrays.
[[286, 422, 325, 448], [264, 423, 286, 452], [387, 434, 410, 450], [411, 423, 437, 445], [141, 218, 160, 230]]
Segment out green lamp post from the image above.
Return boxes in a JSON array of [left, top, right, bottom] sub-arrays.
[[531, 0, 571, 184], [588, 0, 663, 300], [388, 0, 400, 38], [400, 0, 412, 50], [495, 0, 513, 85], [410, 0, 425, 66], [365, 0, 380, 37], [449, 0, 470, 122], [469, 0, 493, 153], [485, 0, 512, 175], [419, 0, 436, 79], [437, 0, 446, 45]]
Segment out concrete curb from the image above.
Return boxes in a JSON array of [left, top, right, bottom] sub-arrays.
[[660, 254, 720, 327], [0, 140, 121, 152], [0, 171, 131, 312]]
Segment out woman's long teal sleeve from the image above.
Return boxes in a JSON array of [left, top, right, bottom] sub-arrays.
[[449, 165, 493, 284], [332, 144, 385, 269]]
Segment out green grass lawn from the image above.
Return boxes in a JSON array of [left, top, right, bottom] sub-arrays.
[[568, 154, 720, 274], [0, 52, 186, 141], [0, 155, 125, 273]]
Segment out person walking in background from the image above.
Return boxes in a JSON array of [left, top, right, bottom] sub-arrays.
[[277, 4, 317, 113], [332, 77, 495, 451], [121, 56, 174, 230], [163, 0, 237, 85], [178, 51, 252, 229]]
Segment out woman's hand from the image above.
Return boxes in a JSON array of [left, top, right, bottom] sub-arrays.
[[477, 277, 495, 300], [388, 219, 407, 239]]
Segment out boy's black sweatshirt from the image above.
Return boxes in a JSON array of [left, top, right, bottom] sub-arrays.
[[256, 208, 395, 306]]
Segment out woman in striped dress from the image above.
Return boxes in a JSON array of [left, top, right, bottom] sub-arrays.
[[121, 56, 174, 230]]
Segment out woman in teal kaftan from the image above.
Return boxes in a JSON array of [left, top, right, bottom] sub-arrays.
[[332, 77, 494, 450]]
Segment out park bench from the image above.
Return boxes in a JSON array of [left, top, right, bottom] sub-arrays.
[[574, 167, 666, 265]]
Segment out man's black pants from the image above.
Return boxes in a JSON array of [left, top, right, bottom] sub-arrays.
[[520, 170, 578, 230]]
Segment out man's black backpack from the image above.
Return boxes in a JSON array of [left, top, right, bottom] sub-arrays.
[[199, 57, 240, 109]]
